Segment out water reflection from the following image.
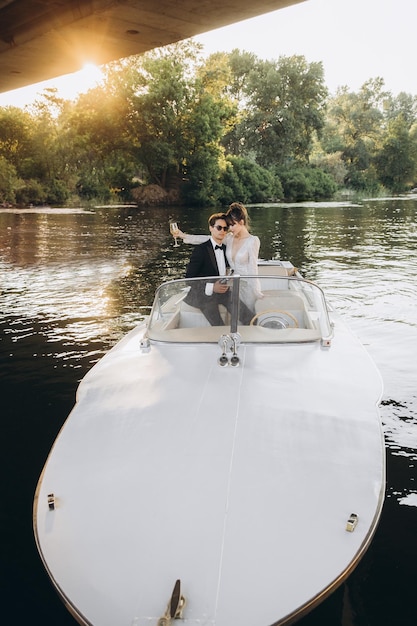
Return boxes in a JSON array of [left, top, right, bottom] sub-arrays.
[[1, 200, 416, 444]]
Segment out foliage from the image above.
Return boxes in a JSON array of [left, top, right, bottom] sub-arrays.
[[310, 149, 348, 186], [236, 55, 328, 167], [76, 173, 111, 201], [277, 166, 337, 201], [217, 155, 283, 205], [317, 79, 417, 193], [46, 178, 70, 205], [15, 178, 47, 205], [374, 115, 417, 192], [0, 106, 34, 169], [0, 156, 20, 203], [0, 45, 417, 205]]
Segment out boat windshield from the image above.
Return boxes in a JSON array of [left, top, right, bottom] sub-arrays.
[[147, 269, 332, 345]]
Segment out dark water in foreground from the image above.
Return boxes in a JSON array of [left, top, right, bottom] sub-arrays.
[[1, 199, 416, 625]]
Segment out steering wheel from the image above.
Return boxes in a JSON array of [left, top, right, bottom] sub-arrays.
[[250, 309, 299, 329]]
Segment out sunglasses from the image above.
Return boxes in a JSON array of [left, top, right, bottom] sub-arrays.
[[214, 225, 229, 231]]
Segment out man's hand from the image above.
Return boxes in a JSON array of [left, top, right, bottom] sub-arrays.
[[213, 280, 229, 294]]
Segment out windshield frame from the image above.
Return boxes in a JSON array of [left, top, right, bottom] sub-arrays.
[[147, 272, 333, 346]]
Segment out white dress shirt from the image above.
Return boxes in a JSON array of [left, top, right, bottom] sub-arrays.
[[205, 237, 226, 295]]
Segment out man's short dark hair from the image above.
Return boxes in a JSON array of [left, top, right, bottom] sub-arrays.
[[208, 213, 228, 228]]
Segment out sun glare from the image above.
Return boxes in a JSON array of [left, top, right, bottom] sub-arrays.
[[79, 63, 104, 90], [0, 62, 104, 108], [58, 63, 104, 100]]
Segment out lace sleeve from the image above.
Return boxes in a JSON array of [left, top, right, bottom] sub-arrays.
[[248, 236, 263, 299], [183, 234, 210, 245], [247, 236, 261, 274]]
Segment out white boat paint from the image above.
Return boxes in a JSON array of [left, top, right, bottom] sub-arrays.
[[34, 264, 385, 626]]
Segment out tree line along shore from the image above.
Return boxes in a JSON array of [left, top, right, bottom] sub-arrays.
[[1, 41, 416, 207]]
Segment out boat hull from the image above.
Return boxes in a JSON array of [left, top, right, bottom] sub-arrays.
[[34, 308, 384, 626]]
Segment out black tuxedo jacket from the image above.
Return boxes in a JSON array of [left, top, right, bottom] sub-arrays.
[[185, 239, 228, 279], [184, 239, 252, 325], [184, 240, 229, 309]]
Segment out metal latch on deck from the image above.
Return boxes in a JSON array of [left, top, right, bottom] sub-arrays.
[[346, 513, 358, 532], [157, 579, 186, 625]]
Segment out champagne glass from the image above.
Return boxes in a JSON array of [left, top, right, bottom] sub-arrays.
[[170, 221, 180, 247]]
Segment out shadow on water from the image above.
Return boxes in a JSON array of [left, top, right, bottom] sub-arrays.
[[1, 199, 416, 625], [1, 319, 86, 624]]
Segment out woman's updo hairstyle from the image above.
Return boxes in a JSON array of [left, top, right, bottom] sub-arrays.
[[227, 202, 250, 229]]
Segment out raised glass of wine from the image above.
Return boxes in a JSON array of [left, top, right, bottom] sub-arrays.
[[169, 221, 180, 247]]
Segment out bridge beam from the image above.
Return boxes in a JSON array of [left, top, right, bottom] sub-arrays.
[[0, 0, 305, 93]]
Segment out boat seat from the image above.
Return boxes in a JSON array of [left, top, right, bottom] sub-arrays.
[[254, 292, 311, 328], [257, 264, 297, 291], [258, 264, 297, 276], [178, 302, 229, 328]]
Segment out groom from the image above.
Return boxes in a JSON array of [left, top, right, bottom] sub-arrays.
[[184, 213, 252, 326]]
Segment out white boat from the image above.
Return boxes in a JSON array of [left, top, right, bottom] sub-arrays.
[[33, 261, 385, 626]]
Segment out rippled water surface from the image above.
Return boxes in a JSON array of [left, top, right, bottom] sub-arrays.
[[1, 199, 416, 625]]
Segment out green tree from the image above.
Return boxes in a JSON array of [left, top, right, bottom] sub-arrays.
[[0, 106, 34, 172], [213, 49, 257, 157], [239, 55, 328, 167], [383, 91, 417, 127], [310, 148, 348, 187], [319, 79, 389, 191], [117, 42, 236, 203], [15, 178, 47, 205], [217, 155, 283, 204], [59, 80, 135, 201], [374, 114, 417, 192], [117, 42, 201, 191], [0, 156, 20, 203], [25, 89, 66, 182], [277, 166, 337, 201], [0, 93, 75, 203]]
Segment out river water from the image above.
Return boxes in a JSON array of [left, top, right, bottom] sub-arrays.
[[1, 198, 416, 625]]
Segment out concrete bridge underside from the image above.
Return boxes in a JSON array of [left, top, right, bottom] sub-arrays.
[[0, 0, 305, 94]]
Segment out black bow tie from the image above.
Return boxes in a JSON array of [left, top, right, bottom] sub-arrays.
[[215, 244, 224, 250]]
